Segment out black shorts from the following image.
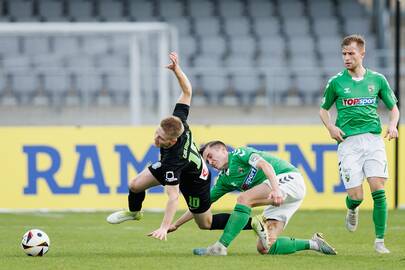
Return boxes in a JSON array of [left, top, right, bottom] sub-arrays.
[[148, 165, 211, 214], [179, 172, 211, 214]]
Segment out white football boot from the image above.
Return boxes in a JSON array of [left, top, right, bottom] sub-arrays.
[[345, 208, 359, 232], [251, 215, 269, 251], [193, 241, 227, 256], [106, 210, 143, 224], [375, 239, 390, 254], [311, 232, 337, 255]]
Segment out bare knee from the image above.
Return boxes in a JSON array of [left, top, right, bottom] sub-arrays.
[[236, 193, 252, 207], [128, 178, 139, 193], [197, 222, 211, 230]]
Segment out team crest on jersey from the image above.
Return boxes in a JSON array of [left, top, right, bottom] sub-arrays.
[[368, 84, 375, 93], [344, 87, 351, 94], [238, 167, 244, 174]]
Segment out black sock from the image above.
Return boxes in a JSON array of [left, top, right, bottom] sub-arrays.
[[128, 190, 145, 212], [210, 213, 252, 230]]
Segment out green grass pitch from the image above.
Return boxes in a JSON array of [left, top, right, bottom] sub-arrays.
[[1, 210, 405, 270]]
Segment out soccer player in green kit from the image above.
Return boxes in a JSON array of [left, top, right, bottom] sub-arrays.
[[170, 141, 337, 256], [319, 35, 399, 254]]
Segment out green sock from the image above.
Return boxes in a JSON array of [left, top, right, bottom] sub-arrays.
[[372, 190, 387, 239], [346, 195, 363, 210], [268, 237, 310, 255], [219, 204, 251, 247]]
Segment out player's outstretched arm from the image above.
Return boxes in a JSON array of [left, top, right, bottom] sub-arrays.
[[166, 52, 192, 106], [385, 105, 400, 140], [168, 210, 194, 233], [148, 184, 180, 241]]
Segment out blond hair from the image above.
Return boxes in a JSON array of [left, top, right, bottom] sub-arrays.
[[160, 116, 184, 139], [341, 34, 366, 51]]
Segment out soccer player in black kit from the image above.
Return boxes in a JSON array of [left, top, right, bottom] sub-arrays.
[[107, 52, 264, 243]]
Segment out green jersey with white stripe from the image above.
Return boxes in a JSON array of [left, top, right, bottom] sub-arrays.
[[210, 147, 298, 203], [321, 69, 397, 138]]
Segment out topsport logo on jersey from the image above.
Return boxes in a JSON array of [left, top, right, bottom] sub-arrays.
[[342, 97, 376, 106]]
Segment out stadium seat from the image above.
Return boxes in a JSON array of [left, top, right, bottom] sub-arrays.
[[51, 36, 81, 56], [200, 36, 227, 57], [178, 35, 198, 66], [296, 74, 323, 104], [95, 54, 128, 72], [218, 0, 244, 18], [284, 18, 311, 37], [158, 0, 184, 19], [64, 56, 95, 72], [22, 36, 51, 55], [247, 0, 274, 18], [338, 0, 368, 18], [256, 54, 286, 68], [231, 73, 262, 105], [38, 0, 68, 22], [2, 55, 31, 72], [313, 18, 340, 37], [253, 17, 280, 36], [278, 0, 305, 18], [67, 0, 97, 22], [194, 17, 221, 36], [288, 36, 315, 55], [43, 73, 70, 99], [223, 17, 251, 36], [228, 36, 256, 57], [106, 73, 129, 105], [193, 54, 223, 68], [188, 0, 213, 18], [0, 36, 21, 56], [289, 54, 318, 72], [318, 36, 342, 55], [31, 54, 64, 72], [307, 0, 334, 18], [97, 0, 125, 22], [8, 0, 38, 21], [257, 36, 286, 56], [11, 73, 39, 96], [128, 0, 157, 21], [165, 17, 192, 37], [81, 36, 111, 55], [225, 55, 255, 68], [343, 18, 372, 36], [200, 74, 230, 104]]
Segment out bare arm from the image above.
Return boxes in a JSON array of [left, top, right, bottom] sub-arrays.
[[148, 184, 180, 240], [384, 105, 400, 140], [166, 52, 192, 106], [168, 210, 194, 233], [256, 159, 284, 206], [319, 108, 345, 142]]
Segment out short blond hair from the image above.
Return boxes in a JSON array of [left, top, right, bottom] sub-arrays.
[[160, 116, 184, 139], [341, 34, 366, 51]]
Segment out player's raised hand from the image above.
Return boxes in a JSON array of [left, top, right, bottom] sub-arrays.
[[147, 227, 168, 241], [384, 125, 398, 141], [328, 125, 345, 142], [165, 52, 179, 71]]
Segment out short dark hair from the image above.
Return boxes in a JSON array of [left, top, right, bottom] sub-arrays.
[[199, 140, 227, 155], [341, 34, 365, 50]]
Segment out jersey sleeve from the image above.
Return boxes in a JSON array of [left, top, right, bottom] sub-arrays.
[[210, 175, 234, 204], [378, 75, 397, 110], [172, 103, 190, 129], [233, 147, 258, 165], [320, 78, 337, 110]]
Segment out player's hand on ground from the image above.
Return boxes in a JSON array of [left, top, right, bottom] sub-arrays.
[[384, 125, 398, 141], [165, 52, 179, 71], [269, 189, 284, 207], [328, 125, 345, 142], [147, 227, 168, 241], [167, 224, 178, 233]]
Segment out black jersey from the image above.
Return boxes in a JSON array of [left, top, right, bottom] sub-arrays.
[[149, 103, 209, 186]]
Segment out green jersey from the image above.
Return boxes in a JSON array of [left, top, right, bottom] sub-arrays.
[[210, 147, 299, 203], [321, 69, 397, 138]]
